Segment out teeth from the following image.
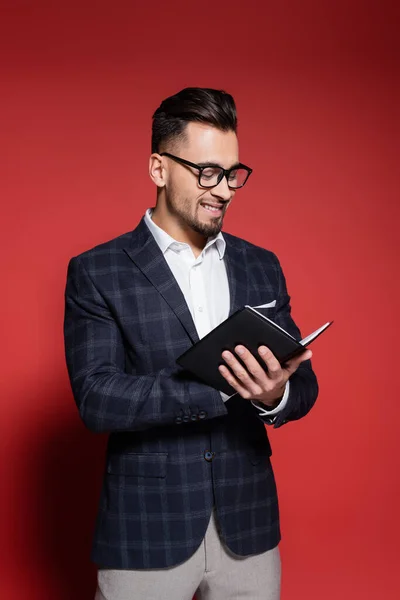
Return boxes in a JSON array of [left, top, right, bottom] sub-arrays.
[[202, 204, 221, 212]]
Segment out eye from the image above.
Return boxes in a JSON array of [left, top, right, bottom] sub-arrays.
[[201, 167, 220, 180]]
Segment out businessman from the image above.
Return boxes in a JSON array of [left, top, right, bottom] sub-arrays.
[[64, 87, 318, 600]]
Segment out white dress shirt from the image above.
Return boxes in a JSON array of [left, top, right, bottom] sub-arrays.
[[144, 208, 289, 420]]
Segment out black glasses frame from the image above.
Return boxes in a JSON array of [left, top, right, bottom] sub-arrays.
[[160, 152, 253, 189]]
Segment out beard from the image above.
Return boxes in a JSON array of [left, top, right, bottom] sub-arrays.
[[166, 191, 226, 238]]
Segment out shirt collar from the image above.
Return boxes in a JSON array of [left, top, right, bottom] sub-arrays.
[[144, 208, 226, 259]]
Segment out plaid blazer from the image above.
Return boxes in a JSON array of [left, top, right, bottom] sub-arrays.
[[64, 215, 318, 569]]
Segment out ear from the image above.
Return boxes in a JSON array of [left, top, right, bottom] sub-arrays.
[[149, 153, 166, 188]]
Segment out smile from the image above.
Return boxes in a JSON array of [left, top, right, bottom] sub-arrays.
[[200, 203, 223, 214]]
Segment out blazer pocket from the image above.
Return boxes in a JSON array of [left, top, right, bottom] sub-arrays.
[[107, 452, 168, 478], [247, 452, 272, 467], [247, 441, 272, 465]]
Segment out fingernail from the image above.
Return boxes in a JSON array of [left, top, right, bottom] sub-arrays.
[[236, 346, 244, 355], [259, 346, 267, 355]]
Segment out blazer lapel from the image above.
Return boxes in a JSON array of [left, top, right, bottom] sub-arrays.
[[123, 218, 199, 345], [224, 237, 251, 316]]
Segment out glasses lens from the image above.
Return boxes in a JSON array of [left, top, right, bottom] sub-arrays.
[[199, 167, 224, 188], [227, 168, 249, 188], [199, 166, 250, 188]]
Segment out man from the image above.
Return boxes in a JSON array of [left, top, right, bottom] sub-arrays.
[[64, 87, 318, 600]]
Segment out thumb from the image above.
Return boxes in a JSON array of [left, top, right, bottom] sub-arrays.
[[284, 349, 312, 376]]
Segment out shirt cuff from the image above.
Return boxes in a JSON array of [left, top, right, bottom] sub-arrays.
[[250, 380, 290, 417]]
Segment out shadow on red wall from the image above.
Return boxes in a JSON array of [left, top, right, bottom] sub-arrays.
[[21, 395, 107, 599]]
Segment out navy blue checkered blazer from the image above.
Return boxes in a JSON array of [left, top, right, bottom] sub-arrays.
[[63, 215, 318, 569]]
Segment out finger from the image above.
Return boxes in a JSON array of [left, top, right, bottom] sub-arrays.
[[233, 345, 269, 384], [284, 349, 312, 376], [257, 346, 282, 380], [218, 363, 261, 400], [221, 351, 263, 397]]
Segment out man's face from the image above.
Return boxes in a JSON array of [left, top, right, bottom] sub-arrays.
[[162, 122, 239, 238]]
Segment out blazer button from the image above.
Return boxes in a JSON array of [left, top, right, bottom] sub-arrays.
[[183, 415, 190, 423], [175, 416, 183, 424], [198, 410, 207, 420], [204, 451, 215, 462]]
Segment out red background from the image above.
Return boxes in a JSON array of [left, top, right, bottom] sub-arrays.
[[1, 1, 399, 598]]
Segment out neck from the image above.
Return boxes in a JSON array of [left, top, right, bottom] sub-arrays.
[[151, 204, 207, 258]]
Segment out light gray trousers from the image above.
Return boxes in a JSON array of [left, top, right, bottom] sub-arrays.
[[95, 509, 281, 600]]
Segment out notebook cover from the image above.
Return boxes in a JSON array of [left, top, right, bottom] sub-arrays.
[[176, 307, 303, 396]]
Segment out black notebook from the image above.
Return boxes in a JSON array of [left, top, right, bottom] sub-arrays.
[[176, 305, 333, 396]]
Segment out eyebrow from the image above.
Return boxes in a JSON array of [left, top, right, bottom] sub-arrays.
[[197, 161, 241, 169]]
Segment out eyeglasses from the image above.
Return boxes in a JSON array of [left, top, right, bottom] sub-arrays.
[[160, 152, 253, 189]]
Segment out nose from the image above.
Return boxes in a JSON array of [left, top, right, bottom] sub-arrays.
[[210, 175, 233, 201]]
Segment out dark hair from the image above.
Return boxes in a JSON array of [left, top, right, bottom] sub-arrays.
[[151, 87, 237, 154]]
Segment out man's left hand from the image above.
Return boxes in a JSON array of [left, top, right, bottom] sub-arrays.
[[218, 345, 312, 407]]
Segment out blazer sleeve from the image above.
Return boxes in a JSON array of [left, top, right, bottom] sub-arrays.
[[256, 253, 319, 429], [63, 256, 228, 434]]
